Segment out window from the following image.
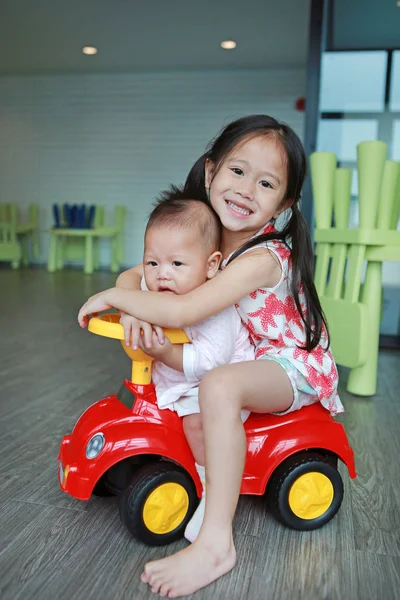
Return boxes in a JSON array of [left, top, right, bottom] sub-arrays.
[[320, 51, 387, 112]]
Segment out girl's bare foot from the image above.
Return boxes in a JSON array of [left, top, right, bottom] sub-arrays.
[[141, 533, 236, 597]]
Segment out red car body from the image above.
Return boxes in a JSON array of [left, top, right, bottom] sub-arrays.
[[58, 379, 356, 501]]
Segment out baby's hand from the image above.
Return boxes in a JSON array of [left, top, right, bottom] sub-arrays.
[[119, 312, 165, 350], [137, 329, 172, 359]]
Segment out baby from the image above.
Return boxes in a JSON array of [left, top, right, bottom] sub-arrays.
[[128, 187, 254, 541]]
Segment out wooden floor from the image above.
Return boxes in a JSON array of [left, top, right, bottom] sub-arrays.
[[0, 267, 399, 600]]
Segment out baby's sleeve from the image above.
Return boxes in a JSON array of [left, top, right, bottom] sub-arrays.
[[183, 307, 240, 382], [140, 276, 149, 291]]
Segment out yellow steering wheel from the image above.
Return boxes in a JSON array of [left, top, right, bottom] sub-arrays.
[[88, 313, 189, 384]]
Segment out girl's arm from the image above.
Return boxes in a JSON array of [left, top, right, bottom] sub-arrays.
[[78, 249, 280, 329], [115, 263, 165, 347], [116, 263, 143, 289]]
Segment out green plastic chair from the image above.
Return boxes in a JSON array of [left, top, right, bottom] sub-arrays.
[[0, 203, 39, 268], [310, 141, 400, 397], [47, 205, 126, 275]]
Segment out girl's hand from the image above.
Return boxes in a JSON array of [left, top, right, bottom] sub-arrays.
[[119, 312, 165, 350], [77, 289, 114, 328]]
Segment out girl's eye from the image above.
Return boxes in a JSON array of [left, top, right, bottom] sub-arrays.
[[172, 261, 183, 267], [147, 261, 157, 267], [260, 180, 273, 189], [230, 167, 244, 176]]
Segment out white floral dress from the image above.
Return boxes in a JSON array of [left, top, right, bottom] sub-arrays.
[[222, 222, 344, 416]]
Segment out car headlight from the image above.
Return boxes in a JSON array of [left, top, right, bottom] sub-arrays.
[[86, 433, 105, 459]]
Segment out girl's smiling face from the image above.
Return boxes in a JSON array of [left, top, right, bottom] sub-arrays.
[[206, 135, 292, 241]]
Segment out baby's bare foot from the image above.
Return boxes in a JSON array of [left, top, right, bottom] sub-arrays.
[[141, 534, 236, 597], [184, 496, 205, 543]]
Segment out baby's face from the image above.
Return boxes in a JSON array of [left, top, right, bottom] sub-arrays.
[[143, 226, 213, 295]]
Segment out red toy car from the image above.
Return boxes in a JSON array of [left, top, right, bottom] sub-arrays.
[[58, 314, 356, 546]]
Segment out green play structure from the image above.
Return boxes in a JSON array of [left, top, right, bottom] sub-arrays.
[[0, 203, 39, 268], [310, 141, 400, 397], [47, 205, 126, 275]]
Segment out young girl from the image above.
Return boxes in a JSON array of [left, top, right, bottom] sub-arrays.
[[78, 115, 343, 598]]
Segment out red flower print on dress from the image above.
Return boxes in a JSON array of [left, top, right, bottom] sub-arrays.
[[255, 345, 274, 359], [307, 345, 327, 367], [268, 333, 286, 349], [293, 346, 311, 364], [284, 326, 307, 351], [304, 363, 321, 390], [260, 223, 276, 235], [305, 365, 335, 400], [317, 374, 335, 400], [324, 397, 335, 413], [326, 360, 338, 381], [275, 244, 292, 262], [248, 293, 285, 331], [242, 318, 263, 342], [283, 296, 304, 331], [285, 327, 295, 339], [249, 288, 267, 300]]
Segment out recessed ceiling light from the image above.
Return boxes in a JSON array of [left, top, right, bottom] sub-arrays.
[[220, 40, 236, 50], [82, 46, 98, 55]]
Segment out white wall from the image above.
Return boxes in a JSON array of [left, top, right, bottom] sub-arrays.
[[0, 68, 305, 267]]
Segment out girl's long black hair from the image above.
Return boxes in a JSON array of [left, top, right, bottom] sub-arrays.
[[183, 115, 329, 352]]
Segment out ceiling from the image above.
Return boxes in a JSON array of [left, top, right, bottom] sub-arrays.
[[0, 0, 310, 75]]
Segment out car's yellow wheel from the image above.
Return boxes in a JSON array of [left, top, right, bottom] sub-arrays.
[[288, 472, 334, 520], [267, 452, 343, 530], [119, 463, 198, 545], [142, 482, 190, 534]]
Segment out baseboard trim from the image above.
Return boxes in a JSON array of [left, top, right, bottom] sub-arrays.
[[380, 335, 400, 350]]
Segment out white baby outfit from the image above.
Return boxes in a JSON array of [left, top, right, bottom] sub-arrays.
[[141, 278, 255, 416]]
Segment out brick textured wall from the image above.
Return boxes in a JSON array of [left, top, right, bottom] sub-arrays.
[[0, 68, 305, 266]]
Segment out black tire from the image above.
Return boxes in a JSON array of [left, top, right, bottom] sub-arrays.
[[92, 457, 161, 498], [267, 451, 343, 531], [92, 474, 115, 497], [119, 462, 198, 546]]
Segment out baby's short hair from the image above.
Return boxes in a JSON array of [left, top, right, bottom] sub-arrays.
[[146, 185, 221, 252]]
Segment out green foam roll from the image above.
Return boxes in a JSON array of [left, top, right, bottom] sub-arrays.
[[377, 161, 400, 229], [310, 152, 337, 229], [357, 141, 387, 229], [333, 168, 352, 229]]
